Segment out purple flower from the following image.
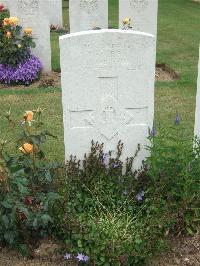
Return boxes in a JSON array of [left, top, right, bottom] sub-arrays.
[[150, 125, 157, 137], [64, 253, 72, 260], [76, 253, 89, 262], [103, 153, 109, 167], [83, 255, 89, 262], [175, 112, 181, 125], [0, 55, 42, 85], [136, 190, 145, 202], [123, 190, 128, 196], [112, 162, 119, 168]]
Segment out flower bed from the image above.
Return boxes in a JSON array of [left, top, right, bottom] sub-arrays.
[[0, 55, 42, 85]]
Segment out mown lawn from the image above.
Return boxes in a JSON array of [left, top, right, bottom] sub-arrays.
[[0, 0, 200, 162]]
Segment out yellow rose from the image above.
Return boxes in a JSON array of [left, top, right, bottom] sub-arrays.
[[122, 17, 131, 25], [19, 143, 34, 154], [24, 28, 32, 36], [3, 18, 10, 26], [24, 111, 33, 121], [5, 31, 11, 38], [9, 17, 19, 25]]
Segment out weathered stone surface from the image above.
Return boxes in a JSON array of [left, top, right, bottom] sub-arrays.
[[41, 0, 63, 26], [10, 0, 52, 72], [69, 0, 108, 33], [119, 0, 158, 36], [194, 46, 200, 137], [60, 30, 156, 168]]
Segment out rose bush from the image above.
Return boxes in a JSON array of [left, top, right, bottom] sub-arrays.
[[0, 4, 42, 85]]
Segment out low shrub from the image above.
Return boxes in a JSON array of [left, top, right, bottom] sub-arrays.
[[0, 108, 60, 255], [53, 118, 200, 265]]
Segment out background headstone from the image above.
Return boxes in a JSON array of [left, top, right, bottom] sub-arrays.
[[194, 46, 200, 137], [9, 0, 52, 72], [119, 0, 158, 36], [69, 0, 108, 33], [41, 0, 63, 26], [60, 30, 156, 168]]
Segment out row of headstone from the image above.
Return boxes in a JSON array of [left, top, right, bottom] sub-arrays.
[[2, 0, 63, 72], [194, 46, 200, 138], [7, 0, 52, 72], [69, 0, 158, 36], [3, 0, 63, 26]]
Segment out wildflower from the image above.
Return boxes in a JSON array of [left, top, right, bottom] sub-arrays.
[[64, 253, 72, 260], [5, 31, 11, 38], [18, 44, 22, 48], [102, 153, 109, 167], [24, 28, 32, 36], [76, 253, 89, 262], [83, 255, 89, 262], [175, 112, 181, 125], [112, 162, 119, 168], [19, 143, 33, 154], [150, 124, 157, 137], [123, 190, 128, 196], [24, 111, 33, 122], [136, 190, 145, 202], [0, 4, 4, 12], [76, 253, 85, 262], [3, 18, 10, 26], [9, 17, 19, 25]]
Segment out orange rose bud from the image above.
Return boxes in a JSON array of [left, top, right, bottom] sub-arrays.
[[24, 28, 32, 35], [24, 111, 33, 122], [3, 18, 10, 26], [19, 143, 34, 154], [6, 31, 11, 38]]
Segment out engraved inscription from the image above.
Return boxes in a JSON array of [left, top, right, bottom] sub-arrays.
[[80, 0, 98, 14], [18, 0, 39, 15], [69, 77, 148, 140], [130, 0, 149, 10]]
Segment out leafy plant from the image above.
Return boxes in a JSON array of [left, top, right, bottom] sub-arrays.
[[0, 108, 60, 255]]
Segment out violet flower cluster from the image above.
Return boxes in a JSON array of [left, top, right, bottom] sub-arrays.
[[64, 252, 89, 263], [0, 55, 42, 85]]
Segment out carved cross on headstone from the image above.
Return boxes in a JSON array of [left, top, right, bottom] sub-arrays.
[[69, 77, 148, 140]]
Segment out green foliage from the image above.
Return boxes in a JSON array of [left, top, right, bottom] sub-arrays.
[[54, 124, 200, 265], [146, 125, 200, 235], [0, 108, 60, 255], [0, 11, 36, 67]]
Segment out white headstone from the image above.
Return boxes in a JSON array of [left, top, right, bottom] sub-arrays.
[[194, 46, 200, 137], [69, 0, 108, 33], [41, 0, 63, 26], [60, 30, 156, 168], [119, 0, 158, 36], [10, 0, 52, 72], [7, 0, 62, 26]]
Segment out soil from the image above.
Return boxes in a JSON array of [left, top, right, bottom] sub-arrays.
[[0, 71, 61, 90], [0, 64, 179, 90], [0, 234, 199, 266], [147, 234, 200, 266]]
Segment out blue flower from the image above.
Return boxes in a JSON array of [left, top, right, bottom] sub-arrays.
[[103, 153, 109, 167], [136, 190, 145, 202], [175, 112, 181, 125], [112, 162, 119, 168], [64, 253, 72, 260], [150, 125, 157, 137], [76, 253, 89, 262], [0, 55, 42, 85]]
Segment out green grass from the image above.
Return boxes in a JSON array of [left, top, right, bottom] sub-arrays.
[[0, 0, 200, 162]]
